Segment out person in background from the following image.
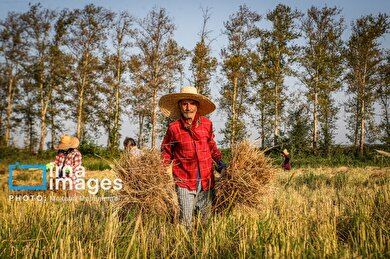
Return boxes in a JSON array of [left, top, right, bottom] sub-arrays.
[[47, 134, 83, 196], [281, 149, 291, 171], [123, 137, 143, 157], [53, 134, 82, 177], [159, 86, 226, 230]]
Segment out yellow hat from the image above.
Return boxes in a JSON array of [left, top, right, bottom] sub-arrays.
[[159, 86, 216, 119], [282, 149, 289, 155], [55, 134, 80, 150]]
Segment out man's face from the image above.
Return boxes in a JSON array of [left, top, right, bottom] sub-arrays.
[[179, 99, 198, 120]]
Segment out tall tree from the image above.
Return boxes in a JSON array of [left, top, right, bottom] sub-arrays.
[[189, 7, 217, 98], [62, 4, 113, 141], [134, 7, 187, 149], [286, 93, 311, 155], [100, 11, 134, 150], [20, 4, 58, 151], [46, 10, 75, 149], [377, 51, 390, 145], [14, 79, 39, 152], [299, 6, 345, 153], [128, 56, 152, 148], [344, 13, 389, 155], [0, 11, 26, 146], [220, 5, 261, 151], [250, 49, 274, 148], [0, 65, 6, 144], [259, 4, 301, 146]]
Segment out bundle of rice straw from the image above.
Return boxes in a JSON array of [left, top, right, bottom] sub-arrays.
[[114, 150, 179, 220], [214, 140, 275, 212]]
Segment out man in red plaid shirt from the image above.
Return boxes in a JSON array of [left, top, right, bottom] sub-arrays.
[[160, 86, 226, 229]]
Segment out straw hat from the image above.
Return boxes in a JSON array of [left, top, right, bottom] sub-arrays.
[[55, 134, 80, 150], [159, 86, 216, 119], [282, 149, 289, 155]]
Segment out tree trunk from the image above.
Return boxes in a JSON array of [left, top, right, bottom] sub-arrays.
[[39, 109, 46, 151], [313, 74, 319, 152], [0, 109, 3, 146], [138, 113, 144, 148], [151, 44, 160, 150], [77, 69, 87, 141], [260, 102, 265, 148], [77, 52, 90, 141], [313, 90, 318, 150], [359, 63, 367, 156], [5, 77, 13, 146], [39, 79, 50, 152], [354, 96, 360, 147], [360, 98, 365, 155], [380, 95, 390, 138], [323, 105, 330, 155], [112, 51, 121, 149], [151, 88, 157, 149], [28, 116, 34, 152], [76, 85, 84, 140], [50, 99, 55, 150], [230, 76, 238, 152], [274, 54, 282, 147], [274, 82, 279, 146]]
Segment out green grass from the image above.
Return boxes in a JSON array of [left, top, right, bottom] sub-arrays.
[[82, 157, 113, 171], [0, 167, 388, 258], [2, 145, 389, 174]]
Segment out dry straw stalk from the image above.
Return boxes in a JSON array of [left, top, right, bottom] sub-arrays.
[[114, 150, 179, 220], [214, 141, 275, 212]]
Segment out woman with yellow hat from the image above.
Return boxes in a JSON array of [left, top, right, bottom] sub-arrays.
[[48, 134, 83, 196], [53, 134, 82, 177]]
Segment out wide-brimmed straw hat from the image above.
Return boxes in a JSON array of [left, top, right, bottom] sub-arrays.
[[282, 149, 289, 155], [159, 86, 216, 119], [55, 134, 80, 150]]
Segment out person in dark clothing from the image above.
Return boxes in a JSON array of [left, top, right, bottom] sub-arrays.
[[281, 149, 291, 171]]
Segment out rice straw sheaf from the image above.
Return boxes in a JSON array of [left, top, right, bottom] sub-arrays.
[[114, 150, 179, 221], [214, 141, 275, 213]]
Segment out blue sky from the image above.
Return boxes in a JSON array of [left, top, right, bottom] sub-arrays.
[[1, 0, 389, 50], [1, 0, 389, 147]]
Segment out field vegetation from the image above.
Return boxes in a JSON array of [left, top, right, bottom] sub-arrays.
[[0, 163, 388, 258], [1, 143, 388, 172]]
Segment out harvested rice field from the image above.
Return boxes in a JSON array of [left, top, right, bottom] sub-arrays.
[[0, 163, 388, 258]]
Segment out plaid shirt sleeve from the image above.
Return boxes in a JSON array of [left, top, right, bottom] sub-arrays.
[[54, 152, 63, 167], [208, 123, 222, 162], [161, 127, 174, 166], [71, 150, 82, 172]]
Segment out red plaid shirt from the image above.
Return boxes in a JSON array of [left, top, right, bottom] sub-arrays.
[[161, 115, 222, 191], [54, 148, 83, 176]]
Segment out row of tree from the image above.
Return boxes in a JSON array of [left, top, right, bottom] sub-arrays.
[[0, 3, 388, 155]]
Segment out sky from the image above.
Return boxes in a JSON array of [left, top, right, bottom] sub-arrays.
[[0, 0, 389, 148]]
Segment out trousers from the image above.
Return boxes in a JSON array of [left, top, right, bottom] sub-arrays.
[[176, 181, 214, 229]]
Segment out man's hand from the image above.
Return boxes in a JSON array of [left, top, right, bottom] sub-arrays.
[[216, 160, 226, 173]]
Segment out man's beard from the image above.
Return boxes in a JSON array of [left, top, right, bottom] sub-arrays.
[[182, 111, 195, 119]]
